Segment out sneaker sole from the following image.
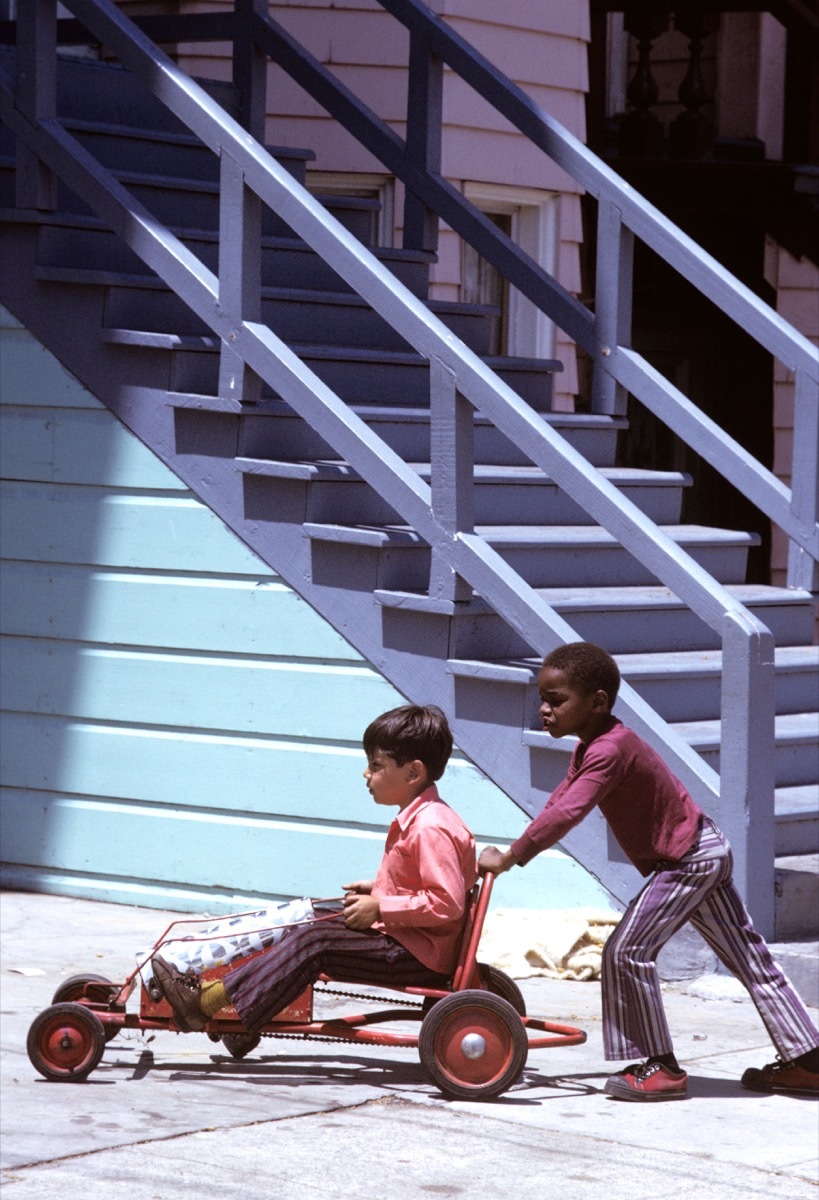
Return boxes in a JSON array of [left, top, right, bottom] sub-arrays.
[[604, 1079, 688, 1102], [741, 1081, 819, 1097]]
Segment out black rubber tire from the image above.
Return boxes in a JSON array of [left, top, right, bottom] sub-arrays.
[[221, 1032, 262, 1060], [478, 963, 527, 1016], [27, 1003, 107, 1082], [418, 990, 528, 1101]]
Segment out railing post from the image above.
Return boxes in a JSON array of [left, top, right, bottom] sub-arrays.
[[591, 198, 633, 416], [402, 29, 442, 254], [218, 150, 262, 404], [720, 610, 776, 940], [787, 365, 819, 593], [15, 0, 57, 209], [429, 356, 473, 603], [233, 0, 268, 144]]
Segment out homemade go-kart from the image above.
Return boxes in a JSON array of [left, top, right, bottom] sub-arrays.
[[26, 873, 586, 1100]]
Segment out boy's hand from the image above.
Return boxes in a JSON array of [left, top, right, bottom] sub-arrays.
[[478, 846, 517, 876], [342, 880, 374, 894], [343, 892, 381, 930]]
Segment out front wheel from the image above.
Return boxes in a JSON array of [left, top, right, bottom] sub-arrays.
[[27, 1003, 107, 1082], [52, 974, 122, 1042], [419, 990, 528, 1101]]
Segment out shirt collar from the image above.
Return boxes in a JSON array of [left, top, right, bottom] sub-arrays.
[[392, 783, 440, 830]]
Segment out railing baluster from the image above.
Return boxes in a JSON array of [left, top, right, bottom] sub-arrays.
[[787, 365, 819, 592], [218, 150, 262, 404], [592, 198, 633, 416], [720, 610, 776, 937], [402, 29, 442, 254], [233, 0, 267, 144], [429, 355, 473, 603], [15, 0, 57, 209]]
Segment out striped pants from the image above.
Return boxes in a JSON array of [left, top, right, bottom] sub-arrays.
[[602, 818, 819, 1062], [224, 914, 449, 1034]]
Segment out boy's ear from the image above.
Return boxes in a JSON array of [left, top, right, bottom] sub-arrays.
[[405, 758, 428, 783], [592, 689, 610, 712]]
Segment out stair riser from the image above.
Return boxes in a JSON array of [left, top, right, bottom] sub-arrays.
[[628, 669, 819, 723], [695, 743, 819, 787], [307, 535, 752, 591], [239, 411, 620, 467], [34, 222, 431, 297], [100, 284, 494, 356], [302, 477, 684, 527], [72, 127, 310, 187], [158, 344, 557, 409], [774, 865, 819, 940]]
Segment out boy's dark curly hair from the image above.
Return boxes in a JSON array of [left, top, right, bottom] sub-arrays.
[[543, 642, 620, 709], [363, 704, 453, 782]]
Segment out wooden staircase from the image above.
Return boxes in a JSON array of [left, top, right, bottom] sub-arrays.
[[1, 40, 817, 953]]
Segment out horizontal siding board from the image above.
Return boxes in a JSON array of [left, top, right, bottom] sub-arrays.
[[0, 790, 385, 899], [1, 785, 609, 912], [1, 482, 268, 572], [1, 637, 395, 738], [0, 311, 103, 410], [0, 407, 188, 489], [1, 561, 359, 659], [0, 711, 535, 836]]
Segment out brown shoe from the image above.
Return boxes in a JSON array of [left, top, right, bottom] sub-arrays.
[[741, 1058, 819, 1096], [152, 955, 208, 1032]]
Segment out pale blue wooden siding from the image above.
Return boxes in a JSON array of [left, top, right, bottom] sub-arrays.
[[0, 307, 610, 913]]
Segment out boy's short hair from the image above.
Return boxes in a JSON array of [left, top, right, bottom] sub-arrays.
[[543, 642, 620, 709], [363, 704, 453, 782]]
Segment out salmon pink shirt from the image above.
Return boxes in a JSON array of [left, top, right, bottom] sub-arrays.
[[372, 785, 478, 974]]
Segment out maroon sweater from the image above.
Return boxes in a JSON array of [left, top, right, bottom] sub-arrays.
[[510, 717, 704, 876]]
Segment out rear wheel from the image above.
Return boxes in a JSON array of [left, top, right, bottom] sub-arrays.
[[27, 1003, 107, 1082], [419, 990, 528, 1101], [221, 1032, 261, 1060], [478, 964, 526, 1016], [52, 974, 122, 1042]]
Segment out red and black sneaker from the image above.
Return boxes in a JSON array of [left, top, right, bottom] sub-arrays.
[[741, 1058, 819, 1097], [604, 1060, 688, 1102]]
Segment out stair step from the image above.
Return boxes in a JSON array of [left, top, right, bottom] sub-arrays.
[[374, 584, 818, 651], [672, 713, 819, 785], [237, 456, 689, 525], [445, 646, 819, 722], [103, 329, 562, 408], [38, 268, 497, 355], [67, 118, 314, 186], [305, 521, 757, 588], [30, 211, 434, 297]]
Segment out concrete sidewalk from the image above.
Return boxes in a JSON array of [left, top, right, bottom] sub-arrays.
[[2, 890, 817, 1199]]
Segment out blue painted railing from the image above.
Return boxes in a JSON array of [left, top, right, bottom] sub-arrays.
[[5, 0, 818, 932]]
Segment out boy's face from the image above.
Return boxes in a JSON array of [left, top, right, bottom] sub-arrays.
[[537, 665, 609, 744], [363, 749, 428, 810]]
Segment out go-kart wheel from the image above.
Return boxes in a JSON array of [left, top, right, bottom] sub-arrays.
[[419, 990, 528, 1101], [51, 973, 117, 1005], [51, 974, 122, 1042], [221, 1032, 261, 1060], [27, 1003, 107, 1082], [478, 963, 527, 1016]]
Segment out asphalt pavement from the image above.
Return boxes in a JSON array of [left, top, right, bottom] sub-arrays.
[[2, 890, 817, 1199]]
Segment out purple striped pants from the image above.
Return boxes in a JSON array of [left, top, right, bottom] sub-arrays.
[[602, 819, 819, 1062], [223, 914, 449, 1034]]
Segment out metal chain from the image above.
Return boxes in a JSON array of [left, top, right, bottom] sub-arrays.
[[312, 984, 425, 1009]]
